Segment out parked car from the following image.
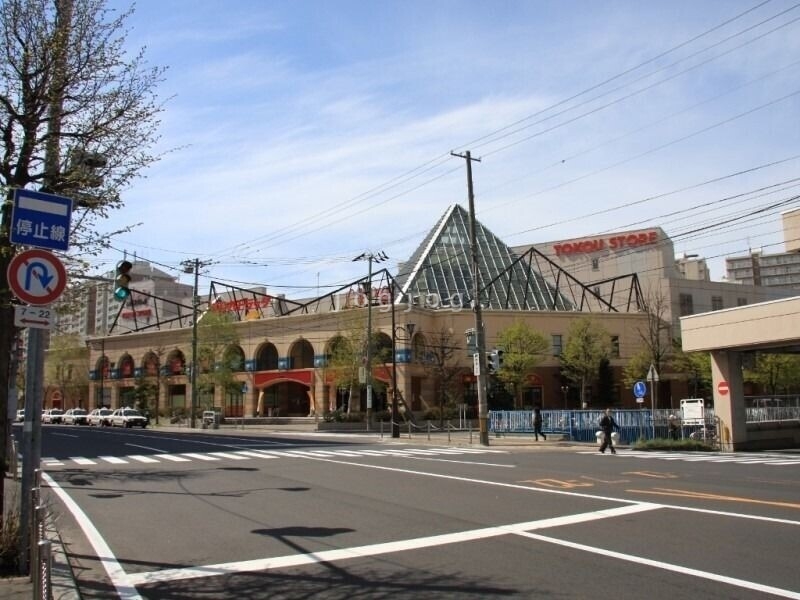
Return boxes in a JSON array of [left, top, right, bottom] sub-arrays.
[[15, 409, 24, 422], [42, 408, 64, 424], [109, 408, 148, 428], [87, 408, 113, 427], [63, 408, 89, 425]]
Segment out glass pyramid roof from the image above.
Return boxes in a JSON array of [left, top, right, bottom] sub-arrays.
[[396, 204, 574, 311]]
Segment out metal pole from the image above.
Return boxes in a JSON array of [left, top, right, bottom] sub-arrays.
[[390, 281, 400, 437], [365, 255, 373, 428], [20, 327, 45, 574], [190, 258, 199, 429]]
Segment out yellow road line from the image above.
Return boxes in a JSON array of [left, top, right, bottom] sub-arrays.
[[628, 487, 800, 510]]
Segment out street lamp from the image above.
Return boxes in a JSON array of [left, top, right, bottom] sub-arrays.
[[561, 385, 569, 410], [182, 258, 213, 429], [353, 250, 388, 426]]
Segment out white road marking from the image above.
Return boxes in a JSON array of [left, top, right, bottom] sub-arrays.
[[128, 455, 160, 464], [208, 452, 249, 460], [127, 504, 659, 586], [70, 457, 96, 465], [126, 443, 168, 453], [99, 456, 128, 464], [155, 454, 191, 462], [41, 473, 142, 599], [233, 450, 277, 459], [180, 453, 219, 461], [405, 457, 515, 467], [517, 531, 800, 599]]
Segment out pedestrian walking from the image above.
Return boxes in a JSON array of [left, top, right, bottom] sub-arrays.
[[533, 406, 546, 441], [598, 408, 619, 454]]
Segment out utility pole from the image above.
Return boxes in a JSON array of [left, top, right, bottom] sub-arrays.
[[182, 258, 211, 429], [451, 150, 489, 446]]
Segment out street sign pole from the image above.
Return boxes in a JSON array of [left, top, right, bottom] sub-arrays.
[[19, 325, 45, 574]]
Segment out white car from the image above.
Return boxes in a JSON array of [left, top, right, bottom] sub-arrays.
[[42, 408, 64, 424], [63, 408, 89, 425], [109, 408, 148, 428], [88, 408, 113, 427], [15, 409, 24, 422]]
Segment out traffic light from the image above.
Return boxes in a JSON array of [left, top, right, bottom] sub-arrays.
[[486, 351, 496, 374], [495, 349, 504, 371], [114, 260, 133, 300]]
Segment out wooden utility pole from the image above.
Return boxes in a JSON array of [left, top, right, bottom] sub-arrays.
[[451, 150, 489, 446]]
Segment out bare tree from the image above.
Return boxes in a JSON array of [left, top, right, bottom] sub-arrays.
[[423, 327, 462, 427], [0, 0, 166, 530]]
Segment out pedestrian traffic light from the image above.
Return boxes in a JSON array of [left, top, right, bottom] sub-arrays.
[[495, 349, 504, 371], [114, 260, 133, 300]]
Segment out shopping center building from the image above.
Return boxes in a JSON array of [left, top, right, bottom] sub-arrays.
[[78, 205, 796, 421]]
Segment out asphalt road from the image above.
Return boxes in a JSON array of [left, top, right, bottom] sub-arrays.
[[24, 424, 800, 599]]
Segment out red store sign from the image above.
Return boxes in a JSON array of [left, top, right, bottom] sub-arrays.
[[553, 230, 659, 256]]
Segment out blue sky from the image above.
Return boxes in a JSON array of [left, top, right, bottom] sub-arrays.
[[96, 0, 800, 297]]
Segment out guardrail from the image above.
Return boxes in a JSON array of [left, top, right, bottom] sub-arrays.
[[30, 468, 53, 600]]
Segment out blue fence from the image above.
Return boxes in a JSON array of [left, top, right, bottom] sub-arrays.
[[488, 409, 718, 443]]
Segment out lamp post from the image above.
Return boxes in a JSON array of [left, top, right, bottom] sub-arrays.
[[353, 251, 388, 426], [182, 258, 212, 429]]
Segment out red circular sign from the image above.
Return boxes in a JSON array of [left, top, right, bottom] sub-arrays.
[[717, 381, 729, 396], [7, 249, 67, 305]]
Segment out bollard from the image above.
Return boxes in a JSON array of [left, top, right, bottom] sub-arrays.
[[427, 421, 431, 441], [36, 539, 52, 600], [408, 420, 412, 438], [448, 422, 451, 443], [469, 422, 473, 444]]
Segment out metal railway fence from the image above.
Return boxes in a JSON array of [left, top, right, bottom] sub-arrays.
[[488, 408, 726, 443]]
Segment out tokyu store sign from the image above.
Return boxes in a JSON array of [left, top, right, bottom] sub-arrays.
[[553, 230, 659, 256]]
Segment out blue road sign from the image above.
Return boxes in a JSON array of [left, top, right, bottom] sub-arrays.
[[10, 189, 72, 251], [633, 380, 647, 398]]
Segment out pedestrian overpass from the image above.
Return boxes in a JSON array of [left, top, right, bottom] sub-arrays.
[[681, 296, 800, 451]]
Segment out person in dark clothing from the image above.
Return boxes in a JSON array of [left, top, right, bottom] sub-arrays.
[[533, 407, 546, 441], [598, 408, 619, 454]]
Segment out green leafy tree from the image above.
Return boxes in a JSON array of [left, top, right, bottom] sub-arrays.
[[496, 321, 549, 409], [44, 334, 89, 408], [560, 316, 611, 408], [196, 310, 241, 411], [744, 353, 800, 396], [0, 0, 166, 524], [327, 311, 370, 415], [670, 340, 712, 399]]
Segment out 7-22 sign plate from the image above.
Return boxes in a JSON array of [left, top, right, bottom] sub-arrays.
[[14, 305, 53, 330]]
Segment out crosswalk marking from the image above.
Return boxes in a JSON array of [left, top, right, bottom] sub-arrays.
[[181, 453, 220, 461], [37, 446, 508, 470], [128, 455, 160, 463], [155, 454, 191, 462]]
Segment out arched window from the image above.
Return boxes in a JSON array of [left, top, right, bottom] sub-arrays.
[[255, 343, 278, 370], [223, 345, 245, 371], [289, 339, 314, 369]]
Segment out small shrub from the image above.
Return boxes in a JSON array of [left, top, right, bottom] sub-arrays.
[[632, 437, 715, 452], [0, 505, 21, 576]]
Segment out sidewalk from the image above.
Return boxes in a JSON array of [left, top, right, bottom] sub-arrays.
[[1, 475, 80, 600]]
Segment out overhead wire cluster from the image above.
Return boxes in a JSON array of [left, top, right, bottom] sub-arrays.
[[97, 1, 800, 296]]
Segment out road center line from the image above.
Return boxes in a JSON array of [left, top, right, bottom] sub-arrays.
[[127, 504, 659, 586], [125, 443, 168, 453], [404, 457, 515, 467]]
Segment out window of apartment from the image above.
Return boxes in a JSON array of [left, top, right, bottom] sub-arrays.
[[591, 257, 600, 271], [711, 296, 723, 311], [551, 334, 563, 356], [737, 297, 748, 307], [679, 293, 694, 316], [610, 335, 620, 358]]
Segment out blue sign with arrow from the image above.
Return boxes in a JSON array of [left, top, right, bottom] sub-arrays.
[[633, 380, 647, 398]]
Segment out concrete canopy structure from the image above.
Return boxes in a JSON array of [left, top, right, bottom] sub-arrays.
[[681, 296, 800, 450]]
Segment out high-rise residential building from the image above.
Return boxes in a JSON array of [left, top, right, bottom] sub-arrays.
[[725, 208, 800, 289]]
